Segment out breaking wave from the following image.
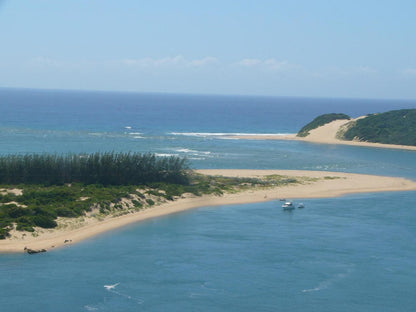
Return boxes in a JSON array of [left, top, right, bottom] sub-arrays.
[[169, 132, 292, 138]]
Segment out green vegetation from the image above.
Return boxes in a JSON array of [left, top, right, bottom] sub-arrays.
[[0, 169, 304, 239], [0, 183, 142, 238], [0, 152, 190, 185], [297, 113, 351, 137], [341, 109, 416, 146]]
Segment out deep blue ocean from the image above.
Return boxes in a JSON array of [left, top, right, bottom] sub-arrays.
[[0, 88, 415, 311]]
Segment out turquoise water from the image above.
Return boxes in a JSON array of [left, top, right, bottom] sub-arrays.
[[0, 89, 415, 311]]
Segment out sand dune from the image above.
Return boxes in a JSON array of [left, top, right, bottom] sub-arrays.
[[230, 117, 416, 151]]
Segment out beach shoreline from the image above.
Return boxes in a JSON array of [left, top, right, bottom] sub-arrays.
[[228, 118, 416, 151], [1, 169, 416, 254]]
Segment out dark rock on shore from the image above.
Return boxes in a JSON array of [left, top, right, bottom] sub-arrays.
[[24, 247, 47, 254]]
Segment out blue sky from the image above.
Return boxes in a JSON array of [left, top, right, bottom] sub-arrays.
[[0, 0, 415, 99]]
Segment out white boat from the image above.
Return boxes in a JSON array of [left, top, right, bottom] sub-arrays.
[[297, 203, 305, 208], [282, 201, 295, 210]]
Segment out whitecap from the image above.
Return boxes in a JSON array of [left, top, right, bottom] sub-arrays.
[[104, 283, 119, 290], [169, 132, 294, 138], [176, 148, 198, 153], [175, 148, 212, 155], [155, 153, 179, 157]]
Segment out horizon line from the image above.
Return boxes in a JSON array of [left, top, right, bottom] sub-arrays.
[[0, 86, 415, 102]]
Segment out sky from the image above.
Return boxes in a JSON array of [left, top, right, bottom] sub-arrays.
[[0, 0, 415, 99]]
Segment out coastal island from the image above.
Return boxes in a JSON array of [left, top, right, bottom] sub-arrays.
[[1, 152, 416, 253], [230, 108, 416, 150]]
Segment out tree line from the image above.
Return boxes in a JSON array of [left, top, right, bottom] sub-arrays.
[[0, 152, 190, 185]]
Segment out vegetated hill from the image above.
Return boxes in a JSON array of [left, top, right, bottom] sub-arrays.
[[297, 113, 351, 137], [341, 109, 416, 146]]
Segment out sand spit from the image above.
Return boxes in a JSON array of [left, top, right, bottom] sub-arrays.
[[229, 117, 416, 151], [1, 169, 416, 253]]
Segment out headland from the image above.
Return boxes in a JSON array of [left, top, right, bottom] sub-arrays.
[[229, 117, 416, 151]]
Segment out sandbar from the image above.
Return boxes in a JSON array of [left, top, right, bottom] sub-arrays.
[[229, 118, 416, 151], [1, 169, 416, 253]]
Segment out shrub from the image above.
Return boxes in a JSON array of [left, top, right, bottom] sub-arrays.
[[32, 215, 57, 228], [132, 200, 143, 208]]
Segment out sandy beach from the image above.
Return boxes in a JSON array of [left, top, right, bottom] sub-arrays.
[[1, 169, 416, 253], [230, 118, 416, 151]]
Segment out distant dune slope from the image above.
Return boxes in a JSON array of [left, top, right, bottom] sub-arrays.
[[297, 113, 351, 137]]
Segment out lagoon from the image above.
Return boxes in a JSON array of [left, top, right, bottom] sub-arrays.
[[0, 89, 415, 311]]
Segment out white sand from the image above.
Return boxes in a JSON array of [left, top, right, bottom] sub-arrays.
[[230, 117, 416, 151], [1, 169, 416, 253]]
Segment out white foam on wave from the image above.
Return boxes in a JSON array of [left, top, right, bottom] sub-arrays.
[[104, 282, 119, 290], [302, 280, 331, 293], [88, 132, 125, 138], [169, 132, 293, 137], [176, 148, 198, 153], [175, 148, 211, 155], [169, 132, 227, 137], [155, 153, 179, 157], [125, 126, 132, 129]]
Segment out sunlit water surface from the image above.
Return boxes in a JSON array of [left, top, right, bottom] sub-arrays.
[[0, 89, 415, 311]]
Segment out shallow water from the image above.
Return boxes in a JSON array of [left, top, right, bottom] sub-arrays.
[[0, 89, 415, 311], [1, 192, 415, 311]]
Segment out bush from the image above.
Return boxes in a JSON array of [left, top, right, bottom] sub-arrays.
[[55, 207, 78, 218], [0, 228, 11, 239], [32, 215, 57, 228], [132, 200, 143, 208], [3, 205, 28, 218], [16, 223, 35, 232]]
